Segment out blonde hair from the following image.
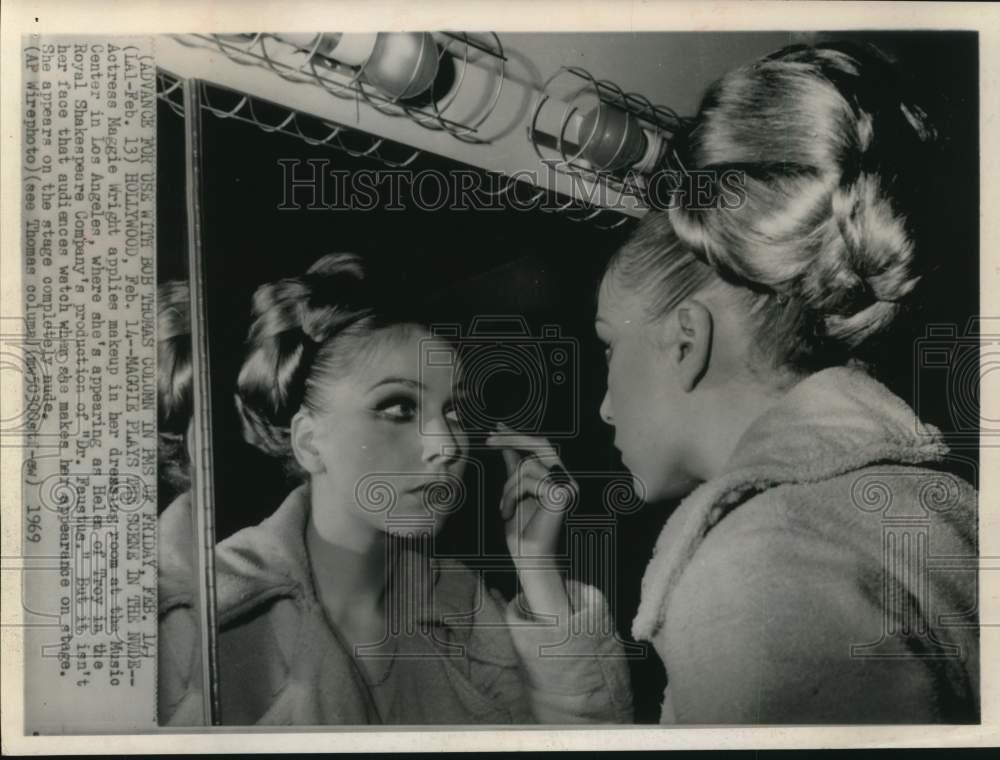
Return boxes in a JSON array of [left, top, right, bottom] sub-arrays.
[[643, 42, 939, 370], [158, 280, 193, 498], [235, 253, 425, 477]]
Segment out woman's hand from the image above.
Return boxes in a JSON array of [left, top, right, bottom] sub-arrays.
[[486, 423, 578, 620]]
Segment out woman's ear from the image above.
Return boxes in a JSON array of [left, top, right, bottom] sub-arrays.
[[673, 299, 713, 392], [290, 409, 325, 474]]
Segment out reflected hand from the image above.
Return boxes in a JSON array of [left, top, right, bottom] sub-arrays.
[[485, 424, 577, 619], [486, 423, 578, 561]]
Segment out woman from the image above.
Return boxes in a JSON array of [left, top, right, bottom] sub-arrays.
[[156, 280, 194, 513], [155, 279, 209, 724], [158, 253, 633, 725], [595, 43, 978, 723]]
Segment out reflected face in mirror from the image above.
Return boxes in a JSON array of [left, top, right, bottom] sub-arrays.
[[596, 274, 700, 503], [292, 325, 469, 542]]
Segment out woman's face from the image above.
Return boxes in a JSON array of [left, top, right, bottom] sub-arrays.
[[297, 325, 469, 541], [595, 275, 701, 503]]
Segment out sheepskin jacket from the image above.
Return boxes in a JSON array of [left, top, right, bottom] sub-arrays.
[[158, 487, 633, 726], [632, 366, 979, 724]]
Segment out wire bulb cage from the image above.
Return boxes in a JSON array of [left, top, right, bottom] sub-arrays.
[[157, 70, 424, 168], [171, 32, 507, 143], [474, 169, 635, 231], [157, 68, 631, 229], [528, 66, 690, 203]]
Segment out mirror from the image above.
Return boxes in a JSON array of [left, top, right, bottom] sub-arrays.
[[154, 68, 656, 725], [155, 80, 209, 724]]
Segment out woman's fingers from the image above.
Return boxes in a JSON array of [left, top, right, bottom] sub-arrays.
[[499, 470, 541, 521], [490, 426, 577, 558], [518, 456, 577, 513], [498, 458, 577, 521], [485, 423, 561, 466], [499, 446, 520, 481]]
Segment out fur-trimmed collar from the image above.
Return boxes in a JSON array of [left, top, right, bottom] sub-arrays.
[[630, 366, 949, 642]]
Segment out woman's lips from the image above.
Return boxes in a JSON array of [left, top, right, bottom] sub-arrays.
[[409, 478, 451, 492], [406, 477, 454, 494]]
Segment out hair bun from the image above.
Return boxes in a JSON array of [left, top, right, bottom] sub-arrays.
[[245, 252, 369, 344], [670, 42, 937, 364], [235, 253, 379, 464], [796, 170, 921, 348], [299, 253, 370, 345]]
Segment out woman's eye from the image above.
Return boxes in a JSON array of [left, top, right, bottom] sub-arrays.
[[376, 398, 417, 421]]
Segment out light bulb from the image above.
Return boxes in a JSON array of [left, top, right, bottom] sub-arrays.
[[271, 32, 439, 101], [273, 32, 377, 65], [361, 32, 440, 100], [578, 103, 648, 172]]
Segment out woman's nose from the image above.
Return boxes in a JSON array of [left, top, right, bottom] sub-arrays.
[[599, 390, 614, 426], [422, 418, 463, 464]]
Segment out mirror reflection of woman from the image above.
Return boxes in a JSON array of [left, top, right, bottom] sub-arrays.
[[156, 280, 194, 514], [592, 43, 978, 723], [158, 253, 633, 725], [155, 280, 204, 723]]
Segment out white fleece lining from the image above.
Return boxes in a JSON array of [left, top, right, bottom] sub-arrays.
[[630, 367, 949, 642]]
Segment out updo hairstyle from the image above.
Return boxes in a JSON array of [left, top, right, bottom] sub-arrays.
[[235, 253, 424, 477], [610, 42, 940, 372]]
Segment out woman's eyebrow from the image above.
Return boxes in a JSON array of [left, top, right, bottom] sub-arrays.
[[367, 377, 424, 392]]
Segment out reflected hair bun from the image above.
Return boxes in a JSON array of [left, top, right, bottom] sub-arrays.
[[235, 253, 375, 460]]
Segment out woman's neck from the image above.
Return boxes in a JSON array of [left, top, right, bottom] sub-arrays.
[[304, 486, 392, 625], [694, 372, 799, 481]]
